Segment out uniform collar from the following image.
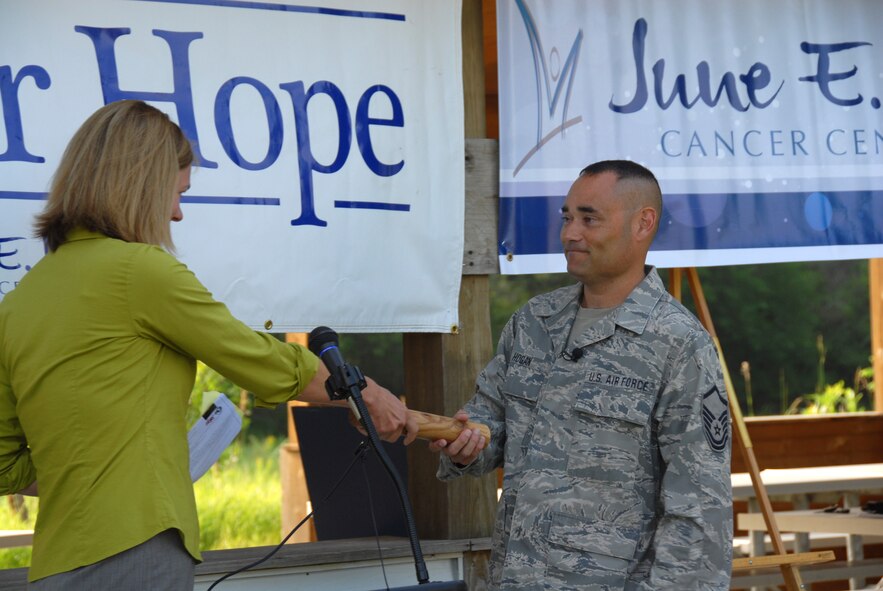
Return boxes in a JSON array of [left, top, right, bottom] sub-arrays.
[[532, 266, 666, 343], [614, 267, 666, 335]]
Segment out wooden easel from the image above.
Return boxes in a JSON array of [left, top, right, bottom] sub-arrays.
[[669, 268, 835, 591]]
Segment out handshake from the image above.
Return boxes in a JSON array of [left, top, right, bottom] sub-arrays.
[[308, 326, 489, 467]]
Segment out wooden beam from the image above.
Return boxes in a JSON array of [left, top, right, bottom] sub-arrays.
[[733, 550, 835, 571], [667, 268, 682, 301], [281, 332, 315, 543], [462, 0, 486, 141], [464, 139, 499, 275]]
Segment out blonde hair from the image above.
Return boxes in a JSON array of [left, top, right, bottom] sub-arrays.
[[35, 100, 194, 252]]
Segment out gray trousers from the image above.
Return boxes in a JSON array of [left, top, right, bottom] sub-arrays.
[[29, 529, 195, 590]]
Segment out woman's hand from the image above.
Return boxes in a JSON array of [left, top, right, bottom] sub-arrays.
[[359, 377, 418, 445], [299, 363, 417, 444]]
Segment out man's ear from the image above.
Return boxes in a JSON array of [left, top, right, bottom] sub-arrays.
[[634, 206, 658, 241]]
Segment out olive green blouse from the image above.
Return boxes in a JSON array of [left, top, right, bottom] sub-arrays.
[[0, 228, 318, 581]]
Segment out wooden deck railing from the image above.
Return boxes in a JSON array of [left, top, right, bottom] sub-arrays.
[[732, 412, 883, 474]]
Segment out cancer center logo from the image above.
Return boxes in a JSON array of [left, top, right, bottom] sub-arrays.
[[512, 0, 583, 176]]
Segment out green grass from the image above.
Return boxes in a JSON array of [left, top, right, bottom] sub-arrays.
[[0, 437, 285, 570], [0, 496, 36, 569], [194, 436, 283, 550]]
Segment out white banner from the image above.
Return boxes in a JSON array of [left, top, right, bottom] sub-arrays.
[[497, 0, 883, 273], [0, 0, 464, 332]]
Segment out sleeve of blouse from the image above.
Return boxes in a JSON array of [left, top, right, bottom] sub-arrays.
[[128, 245, 319, 408], [0, 360, 36, 494]]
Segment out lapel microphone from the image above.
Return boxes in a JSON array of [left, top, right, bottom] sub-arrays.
[[561, 347, 585, 362]]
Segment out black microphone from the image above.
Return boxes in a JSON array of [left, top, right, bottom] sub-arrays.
[[307, 326, 431, 585], [561, 346, 585, 362], [308, 326, 345, 381], [307, 326, 367, 411]]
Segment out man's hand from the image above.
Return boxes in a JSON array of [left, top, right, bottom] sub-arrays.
[[359, 377, 418, 445], [428, 410, 486, 466]]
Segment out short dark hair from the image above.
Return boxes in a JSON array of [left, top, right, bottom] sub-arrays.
[[578, 160, 662, 237], [579, 159, 659, 188]]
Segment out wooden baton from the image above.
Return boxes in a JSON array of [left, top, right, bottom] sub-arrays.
[[409, 410, 490, 443]]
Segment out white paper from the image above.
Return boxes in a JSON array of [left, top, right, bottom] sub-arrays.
[[187, 393, 242, 482]]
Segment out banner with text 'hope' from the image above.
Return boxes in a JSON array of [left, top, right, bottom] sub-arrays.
[[498, 0, 883, 273], [0, 0, 464, 332]]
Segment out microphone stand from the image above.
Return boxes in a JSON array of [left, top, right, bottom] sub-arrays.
[[324, 360, 430, 585]]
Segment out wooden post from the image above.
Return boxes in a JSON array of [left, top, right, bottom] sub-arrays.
[[281, 333, 316, 543], [667, 268, 682, 302], [403, 0, 497, 570], [871, 259, 883, 411]]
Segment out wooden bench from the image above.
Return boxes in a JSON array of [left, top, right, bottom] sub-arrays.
[[732, 412, 883, 588], [732, 557, 883, 589], [734, 531, 883, 556]]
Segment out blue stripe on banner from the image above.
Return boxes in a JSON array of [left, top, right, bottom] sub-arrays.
[[334, 200, 410, 212], [499, 190, 883, 256], [499, 195, 566, 257], [0, 192, 281, 206], [181, 196, 280, 205], [0, 192, 47, 200], [129, 0, 406, 21]]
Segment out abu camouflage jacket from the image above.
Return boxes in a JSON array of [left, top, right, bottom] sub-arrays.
[[438, 268, 732, 590]]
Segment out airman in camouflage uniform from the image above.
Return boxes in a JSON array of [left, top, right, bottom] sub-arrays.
[[433, 161, 732, 590]]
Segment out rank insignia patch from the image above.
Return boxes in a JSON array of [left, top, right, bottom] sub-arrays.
[[702, 385, 729, 453]]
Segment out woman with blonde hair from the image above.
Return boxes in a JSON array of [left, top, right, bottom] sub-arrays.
[[0, 100, 415, 589]]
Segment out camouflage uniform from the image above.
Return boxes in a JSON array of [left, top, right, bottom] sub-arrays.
[[438, 268, 732, 590]]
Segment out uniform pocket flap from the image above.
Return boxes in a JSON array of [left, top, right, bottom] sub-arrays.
[[574, 391, 652, 426], [548, 512, 639, 561], [502, 372, 542, 403]]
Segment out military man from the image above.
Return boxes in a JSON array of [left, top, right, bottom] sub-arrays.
[[431, 160, 732, 590]]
